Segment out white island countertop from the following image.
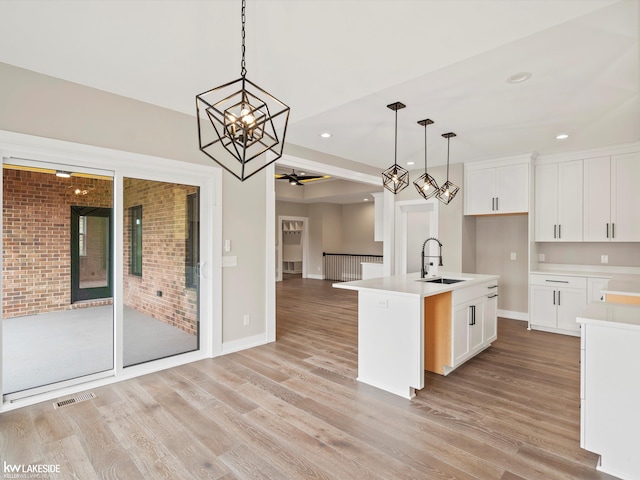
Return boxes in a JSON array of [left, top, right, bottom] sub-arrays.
[[577, 301, 640, 331], [333, 271, 499, 297]]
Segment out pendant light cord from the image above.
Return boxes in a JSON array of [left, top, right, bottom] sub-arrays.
[[424, 124, 428, 173], [241, 0, 247, 77], [394, 108, 398, 166], [446, 136, 450, 180]]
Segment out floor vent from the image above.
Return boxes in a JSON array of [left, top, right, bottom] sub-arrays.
[[53, 392, 97, 409]]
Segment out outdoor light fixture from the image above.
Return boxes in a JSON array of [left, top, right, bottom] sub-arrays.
[[382, 101, 409, 194], [437, 132, 460, 205], [196, 0, 290, 181], [413, 118, 439, 200], [55, 171, 71, 178]]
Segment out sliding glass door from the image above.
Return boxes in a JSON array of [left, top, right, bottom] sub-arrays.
[[2, 164, 114, 400], [122, 177, 200, 367]]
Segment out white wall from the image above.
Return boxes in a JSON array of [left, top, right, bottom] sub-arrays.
[[0, 61, 266, 346]]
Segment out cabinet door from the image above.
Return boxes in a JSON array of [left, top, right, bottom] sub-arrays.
[[534, 163, 559, 241], [469, 301, 484, 354], [557, 287, 587, 333], [583, 157, 611, 242], [452, 302, 471, 365], [496, 163, 528, 213], [611, 152, 640, 242], [557, 160, 583, 241], [483, 293, 498, 343], [465, 168, 495, 215], [530, 285, 557, 328]]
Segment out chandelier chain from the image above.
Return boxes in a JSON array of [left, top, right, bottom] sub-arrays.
[[241, 0, 247, 77]]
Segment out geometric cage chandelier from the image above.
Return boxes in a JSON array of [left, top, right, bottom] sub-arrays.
[[436, 132, 460, 205], [413, 118, 439, 200], [196, 0, 290, 181], [381, 101, 410, 194]]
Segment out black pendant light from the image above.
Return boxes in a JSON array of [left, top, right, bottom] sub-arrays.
[[437, 132, 460, 205], [413, 118, 439, 200], [382, 102, 409, 194], [196, 0, 290, 181]]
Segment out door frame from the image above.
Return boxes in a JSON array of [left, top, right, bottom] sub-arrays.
[[0, 130, 222, 411], [394, 199, 439, 275], [277, 215, 309, 282]]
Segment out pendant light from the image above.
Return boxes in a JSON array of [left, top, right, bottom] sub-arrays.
[[413, 118, 439, 200], [437, 132, 460, 205], [196, 0, 290, 181], [381, 102, 409, 194]]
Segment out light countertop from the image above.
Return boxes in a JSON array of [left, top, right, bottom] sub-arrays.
[[578, 301, 640, 331], [333, 271, 498, 298]]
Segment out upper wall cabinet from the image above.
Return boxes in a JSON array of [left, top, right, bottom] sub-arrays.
[[584, 152, 640, 242], [464, 159, 530, 215], [534, 160, 583, 242]]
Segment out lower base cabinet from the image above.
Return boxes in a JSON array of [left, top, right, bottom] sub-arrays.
[[530, 274, 587, 335], [425, 281, 498, 375], [580, 319, 640, 480]]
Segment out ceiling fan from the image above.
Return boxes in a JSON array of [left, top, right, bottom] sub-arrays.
[[275, 169, 329, 186]]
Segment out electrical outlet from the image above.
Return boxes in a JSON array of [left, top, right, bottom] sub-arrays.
[[510, 252, 517, 261], [224, 239, 231, 252], [243, 314, 251, 326], [538, 253, 545, 262], [601, 255, 609, 264], [376, 299, 388, 308]]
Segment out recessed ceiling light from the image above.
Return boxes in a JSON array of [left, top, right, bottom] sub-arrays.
[[506, 72, 532, 84], [556, 133, 569, 140], [364, 198, 369, 202], [320, 132, 332, 138], [407, 161, 415, 166]]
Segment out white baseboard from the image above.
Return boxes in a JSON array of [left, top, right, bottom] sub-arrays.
[[221, 334, 271, 355], [307, 274, 325, 280], [498, 309, 528, 322]]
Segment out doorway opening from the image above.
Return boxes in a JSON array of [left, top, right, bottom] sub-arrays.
[[277, 216, 308, 282]]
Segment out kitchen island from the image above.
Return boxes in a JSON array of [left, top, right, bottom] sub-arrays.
[[578, 301, 640, 480], [334, 271, 499, 399]]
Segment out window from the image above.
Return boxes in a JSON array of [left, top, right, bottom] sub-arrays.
[[186, 192, 199, 288], [78, 215, 87, 257], [130, 205, 142, 276]]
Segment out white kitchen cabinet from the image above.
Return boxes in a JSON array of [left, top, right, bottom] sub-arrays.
[[449, 281, 497, 370], [579, 303, 640, 480], [534, 160, 583, 241], [584, 152, 640, 242], [530, 274, 587, 335], [465, 162, 529, 215], [587, 277, 609, 302]]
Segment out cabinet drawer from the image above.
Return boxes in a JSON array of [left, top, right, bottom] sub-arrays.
[[530, 274, 586, 289], [453, 281, 498, 305]]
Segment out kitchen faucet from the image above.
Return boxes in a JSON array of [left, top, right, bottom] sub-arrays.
[[421, 237, 443, 278]]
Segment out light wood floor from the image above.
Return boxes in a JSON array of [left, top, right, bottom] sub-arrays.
[[0, 278, 616, 479]]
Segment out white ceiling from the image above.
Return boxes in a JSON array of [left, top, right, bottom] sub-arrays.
[[0, 0, 638, 174]]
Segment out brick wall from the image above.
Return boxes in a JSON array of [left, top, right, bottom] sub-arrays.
[[123, 178, 199, 335], [2, 168, 113, 318]]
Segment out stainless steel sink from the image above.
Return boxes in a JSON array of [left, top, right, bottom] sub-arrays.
[[416, 277, 469, 284], [426, 278, 465, 284]]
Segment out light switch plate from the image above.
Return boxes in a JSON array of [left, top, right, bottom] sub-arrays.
[[510, 252, 517, 260], [222, 256, 237, 267]]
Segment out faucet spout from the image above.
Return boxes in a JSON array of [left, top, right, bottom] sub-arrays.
[[421, 237, 443, 278]]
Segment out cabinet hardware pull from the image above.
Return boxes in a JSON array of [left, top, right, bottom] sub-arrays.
[[488, 285, 498, 289], [558, 290, 561, 305], [488, 294, 498, 298], [545, 280, 569, 283], [492, 197, 495, 211], [496, 197, 499, 211], [554, 224, 557, 239], [606, 223, 609, 238], [558, 224, 561, 239], [612, 223, 615, 239], [553, 291, 556, 305]]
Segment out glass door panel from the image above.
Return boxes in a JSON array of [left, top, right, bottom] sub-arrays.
[[123, 178, 199, 367], [2, 164, 114, 400]]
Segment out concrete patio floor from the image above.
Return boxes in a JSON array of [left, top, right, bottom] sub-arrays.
[[2, 305, 197, 395]]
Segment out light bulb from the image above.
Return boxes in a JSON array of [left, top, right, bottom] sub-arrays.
[[422, 184, 430, 192]]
